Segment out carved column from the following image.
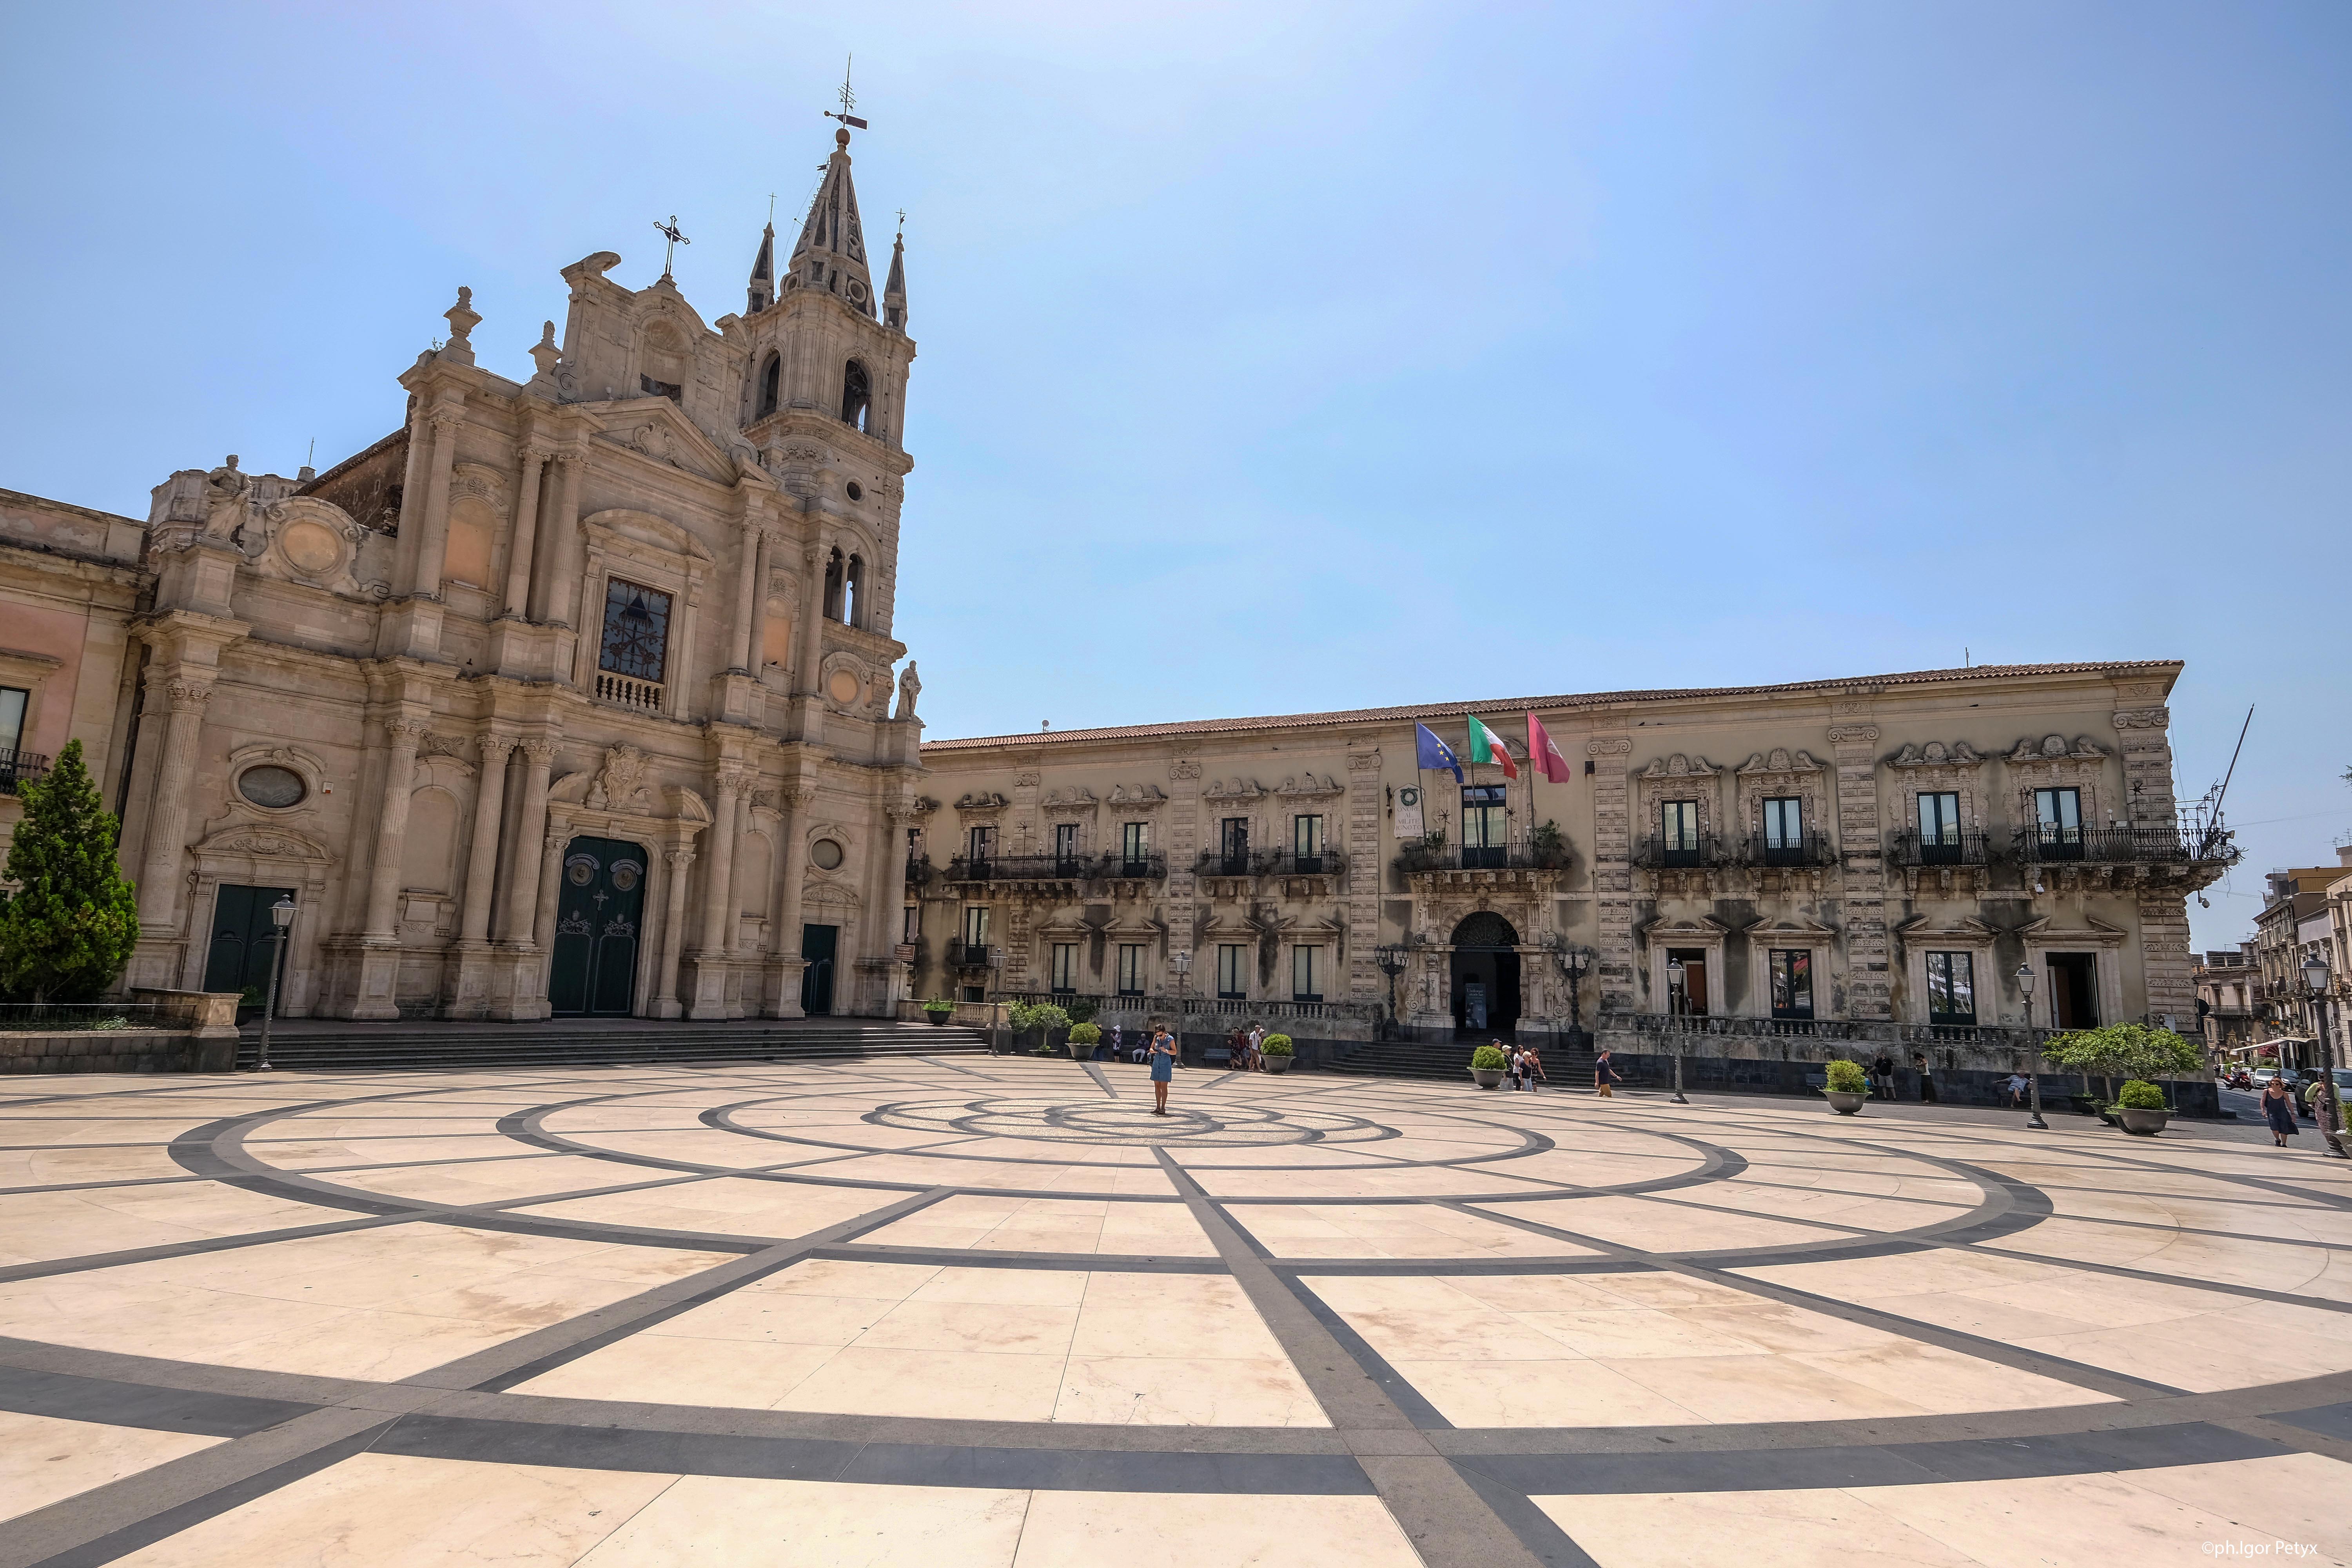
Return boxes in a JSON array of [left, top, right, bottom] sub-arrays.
[[362, 717, 427, 938], [411, 411, 461, 599], [657, 845, 695, 1018], [533, 446, 587, 625], [690, 761, 752, 1017], [499, 740, 557, 945], [1828, 720, 1892, 1021], [797, 536, 829, 691], [767, 785, 812, 1017], [730, 527, 763, 673], [458, 731, 517, 942], [135, 677, 213, 931], [501, 445, 551, 618]]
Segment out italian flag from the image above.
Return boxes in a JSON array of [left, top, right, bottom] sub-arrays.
[[1465, 713, 1519, 779]]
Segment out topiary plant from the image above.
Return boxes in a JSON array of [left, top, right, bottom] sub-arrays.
[[1006, 1000, 1072, 1034], [1824, 1059, 1868, 1094], [922, 997, 955, 1013], [2116, 1079, 2168, 1111], [1261, 1033, 1294, 1056], [1472, 1044, 1508, 1071], [0, 740, 139, 1003], [1069, 1022, 1101, 1045]]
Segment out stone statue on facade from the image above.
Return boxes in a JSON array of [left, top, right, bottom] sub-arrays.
[[202, 455, 251, 541], [895, 661, 920, 719]]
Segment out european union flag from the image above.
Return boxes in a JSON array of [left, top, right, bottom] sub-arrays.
[[1415, 722, 1463, 782]]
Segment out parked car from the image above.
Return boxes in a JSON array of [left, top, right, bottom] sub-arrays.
[[2249, 1067, 2280, 1090]]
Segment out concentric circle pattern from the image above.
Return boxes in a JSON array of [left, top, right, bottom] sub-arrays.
[[2, 1054, 2350, 1566]]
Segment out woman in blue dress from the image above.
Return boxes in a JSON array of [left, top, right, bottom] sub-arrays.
[[1149, 1026, 1176, 1115], [2263, 1078, 2300, 1148]]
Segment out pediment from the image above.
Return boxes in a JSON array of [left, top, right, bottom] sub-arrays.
[[2016, 913, 2129, 946], [593, 403, 733, 484], [1636, 913, 1732, 942], [1641, 753, 1720, 779], [580, 507, 714, 563], [1735, 748, 1825, 775], [1893, 913, 2001, 947], [1747, 914, 1840, 941], [192, 824, 336, 865]]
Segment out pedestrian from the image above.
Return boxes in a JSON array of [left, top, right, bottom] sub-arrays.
[[2263, 1076, 2300, 1148], [1871, 1052, 1895, 1101], [1226, 1024, 1247, 1071], [1593, 1046, 1617, 1098], [1149, 1024, 1178, 1115], [1912, 1051, 1938, 1104], [1248, 1022, 1267, 1073], [2001, 1071, 2029, 1110], [1523, 1044, 1546, 1094]]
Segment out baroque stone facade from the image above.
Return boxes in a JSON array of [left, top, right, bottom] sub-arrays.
[[0, 127, 924, 1021], [910, 666, 2234, 1063]]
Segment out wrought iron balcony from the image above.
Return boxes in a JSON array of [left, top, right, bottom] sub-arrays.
[[1743, 831, 1837, 869], [1632, 832, 1731, 870], [1887, 828, 1991, 868], [946, 852, 1165, 884], [2013, 824, 2230, 867], [1263, 849, 1348, 877], [1392, 840, 1571, 876], [946, 940, 991, 969], [0, 749, 49, 796], [1196, 848, 1260, 878], [904, 855, 935, 887]]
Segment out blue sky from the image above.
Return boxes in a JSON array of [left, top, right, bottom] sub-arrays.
[[4, 1, 2347, 950]]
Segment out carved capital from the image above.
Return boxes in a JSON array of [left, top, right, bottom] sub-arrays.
[[383, 716, 429, 744], [777, 783, 817, 811], [1170, 759, 1202, 780], [476, 729, 520, 763], [715, 761, 759, 795], [518, 738, 558, 766], [1826, 724, 1880, 744], [165, 678, 214, 711], [1585, 737, 1632, 757], [665, 847, 697, 869], [426, 410, 465, 439], [517, 442, 555, 469], [2112, 707, 2170, 730]]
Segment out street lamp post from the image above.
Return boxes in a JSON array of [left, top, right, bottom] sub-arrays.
[[2302, 956, 2347, 1160], [1374, 944, 1408, 1040], [987, 948, 1004, 1055], [2014, 961, 2047, 1130], [1551, 944, 1594, 1051], [253, 896, 297, 1073], [1665, 957, 1689, 1105]]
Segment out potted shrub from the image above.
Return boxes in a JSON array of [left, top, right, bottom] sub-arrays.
[[1822, 1058, 1869, 1114], [2114, 1078, 2171, 1135], [921, 997, 955, 1027], [1007, 1000, 1073, 1054], [1261, 1033, 1295, 1074], [2044, 1024, 2203, 1128], [1068, 1021, 1102, 1060], [1470, 1044, 1507, 1089]]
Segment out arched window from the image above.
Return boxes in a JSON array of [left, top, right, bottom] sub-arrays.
[[755, 353, 780, 419], [821, 548, 844, 622], [844, 554, 864, 627], [840, 359, 871, 432]]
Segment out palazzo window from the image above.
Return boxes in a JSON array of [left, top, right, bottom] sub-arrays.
[[1216, 944, 1247, 1001], [2034, 788, 2083, 859], [1053, 822, 1080, 873], [1761, 797, 1804, 866], [1050, 943, 1078, 995], [1926, 951, 1976, 1025], [1659, 800, 1702, 867], [0, 686, 27, 759], [1293, 813, 1325, 871], [1768, 949, 1814, 1020], [966, 825, 994, 864], [595, 579, 671, 711], [1461, 785, 1507, 869], [1116, 944, 1146, 998], [1217, 817, 1250, 875], [1292, 945, 1325, 1004], [1918, 791, 1964, 864], [1120, 821, 1149, 874]]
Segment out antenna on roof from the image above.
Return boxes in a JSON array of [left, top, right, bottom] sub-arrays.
[[823, 54, 869, 130]]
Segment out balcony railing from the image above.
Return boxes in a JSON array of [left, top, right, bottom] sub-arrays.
[[1887, 828, 1991, 868], [593, 671, 664, 713], [2014, 824, 2225, 866], [946, 852, 1166, 884], [0, 749, 50, 796], [1744, 831, 1838, 869], [1197, 848, 1352, 878], [946, 940, 991, 969], [1632, 833, 1731, 871], [1197, 848, 1258, 878], [1608, 1011, 2060, 1050], [904, 856, 934, 887], [1392, 842, 1572, 875]]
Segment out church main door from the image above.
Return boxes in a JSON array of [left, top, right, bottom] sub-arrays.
[[1449, 911, 1521, 1039], [202, 883, 296, 1004], [547, 837, 646, 1016]]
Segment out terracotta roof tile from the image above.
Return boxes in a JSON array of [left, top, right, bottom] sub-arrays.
[[920, 660, 2178, 753]]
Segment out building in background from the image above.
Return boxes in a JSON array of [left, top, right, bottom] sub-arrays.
[[2192, 943, 2261, 1066]]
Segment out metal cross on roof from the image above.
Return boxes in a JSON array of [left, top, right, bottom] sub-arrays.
[[824, 53, 868, 130], [652, 215, 691, 278]]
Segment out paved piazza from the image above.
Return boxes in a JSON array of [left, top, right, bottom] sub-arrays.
[[2, 1058, 2350, 1567]]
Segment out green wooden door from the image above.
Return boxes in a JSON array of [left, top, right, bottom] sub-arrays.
[[800, 924, 838, 1015], [202, 884, 296, 1003], [547, 838, 647, 1016]]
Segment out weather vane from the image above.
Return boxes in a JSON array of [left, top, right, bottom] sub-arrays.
[[824, 54, 868, 130], [652, 214, 691, 278]]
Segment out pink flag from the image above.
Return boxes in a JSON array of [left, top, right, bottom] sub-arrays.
[[1528, 712, 1572, 783]]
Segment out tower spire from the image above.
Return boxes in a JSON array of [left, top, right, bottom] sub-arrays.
[[788, 122, 877, 317], [746, 217, 775, 314], [883, 212, 907, 332]]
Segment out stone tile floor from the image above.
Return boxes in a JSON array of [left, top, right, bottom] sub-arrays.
[[0, 1058, 2347, 1566]]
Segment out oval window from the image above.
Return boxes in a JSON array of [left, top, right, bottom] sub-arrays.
[[810, 838, 845, 870], [610, 860, 642, 892], [845, 481, 863, 501], [238, 766, 307, 809]]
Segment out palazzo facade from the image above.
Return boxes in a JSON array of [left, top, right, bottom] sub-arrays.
[[909, 664, 2235, 1069], [0, 126, 928, 1021]]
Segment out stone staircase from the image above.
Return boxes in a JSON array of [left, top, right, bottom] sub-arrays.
[[1321, 1037, 1597, 1087], [233, 1018, 990, 1072]]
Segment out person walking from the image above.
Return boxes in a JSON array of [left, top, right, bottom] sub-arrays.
[[1503, 1042, 1522, 1091], [1149, 1025, 1178, 1115], [1593, 1046, 1617, 1098], [1247, 1022, 1267, 1073], [1912, 1051, 1938, 1104], [1522, 1044, 1547, 1094], [1871, 1052, 1895, 1101], [2263, 1076, 2300, 1149]]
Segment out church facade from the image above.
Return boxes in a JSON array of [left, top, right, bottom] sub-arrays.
[[0, 125, 928, 1022]]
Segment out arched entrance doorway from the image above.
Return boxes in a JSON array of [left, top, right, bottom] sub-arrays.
[[548, 836, 648, 1016], [1450, 911, 1521, 1039]]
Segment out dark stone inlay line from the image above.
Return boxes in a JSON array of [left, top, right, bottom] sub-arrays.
[[808, 1243, 1227, 1273], [0, 1363, 311, 1439], [0, 1215, 414, 1287]]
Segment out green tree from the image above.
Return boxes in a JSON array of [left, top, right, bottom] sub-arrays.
[[0, 740, 140, 1002], [2042, 1023, 2203, 1101]]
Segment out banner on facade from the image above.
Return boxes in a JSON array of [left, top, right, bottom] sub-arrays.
[[1396, 783, 1424, 839]]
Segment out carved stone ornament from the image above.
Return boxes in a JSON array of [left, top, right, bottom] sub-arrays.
[[954, 791, 1008, 813], [1202, 777, 1268, 800], [1825, 724, 1880, 744], [418, 732, 471, 761], [1042, 786, 1098, 810], [1887, 742, 1982, 768], [1735, 749, 1826, 775], [586, 745, 654, 811], [1170, 759, 1203, 780], [1585, 737, 1632, 757], [167, 679, 216, 710], [1106, 783, 1167, 809], [2008, 734, 2108, 762], [1274, 772, 1346, 799], [1014, 771, 1041, 789], [1639, 754, 1719, 779], [2112, 708, 2170, 731]]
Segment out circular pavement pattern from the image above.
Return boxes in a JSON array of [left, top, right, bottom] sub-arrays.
[[1, 1053, 2349, 1566]]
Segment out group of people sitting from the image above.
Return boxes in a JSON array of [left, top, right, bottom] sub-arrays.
[[1221, 1024, 1275, 1071]]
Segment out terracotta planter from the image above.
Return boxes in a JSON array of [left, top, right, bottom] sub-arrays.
[[1263, 1054, 1292, 1074], [2118, 1106, 2171, 1136], [1824, 1089, 1867, 1116], [1472, 1068, 1504, 1089]]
